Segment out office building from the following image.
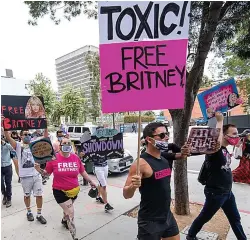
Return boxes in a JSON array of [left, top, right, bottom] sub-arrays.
[[55, 45, 99, 104]]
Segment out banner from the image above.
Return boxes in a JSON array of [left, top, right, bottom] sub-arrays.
[[29, 137, 56, 164], [81, 129, 124, 163], [187, 127, 220, 154], [98, 1, 190, 113], [1, 95, 47, 130], [197, 78, 243, 120]]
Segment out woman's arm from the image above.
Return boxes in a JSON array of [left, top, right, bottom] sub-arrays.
[[80, 171, 96, 187]]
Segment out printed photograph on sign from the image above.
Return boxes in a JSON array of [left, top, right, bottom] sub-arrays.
[[187, 127, 220, 154], [98, 1, 190, 113], [29, 137, 56, 164], [1, 95, 47, 130], [197, 78, 243, 120]]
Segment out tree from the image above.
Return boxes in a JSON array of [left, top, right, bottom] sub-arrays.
[[86, 52, 101, 121], [25, 1, 250, 215], [143, 111, 155, 117], [28, 73, 56, 117], [200, 75, 213, 88], [60, 84, 87, 123]]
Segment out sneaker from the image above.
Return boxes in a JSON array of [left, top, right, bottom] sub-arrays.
[[27, 213, 34, 221], [36, 215, 47, 224], [61, 219, 69, 229], [105, 203, 114, 211], [6, 200, 11, 208], [96, 197, 105, 204], [2, 197, 7, 205]]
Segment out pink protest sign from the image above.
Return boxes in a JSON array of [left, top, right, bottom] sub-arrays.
[[198, 78, 243, 120], [100, 40, 188, 113], [98, 1, 190, 113]]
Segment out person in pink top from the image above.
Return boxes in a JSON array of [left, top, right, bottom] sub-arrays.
[[35, 137, 96, 240]]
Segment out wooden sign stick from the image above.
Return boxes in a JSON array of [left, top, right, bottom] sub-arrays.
[[136, 111, 142, 175]]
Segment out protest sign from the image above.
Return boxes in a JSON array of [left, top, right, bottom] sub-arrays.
[[81, 130, 124, 163], [29, 137, 55, 164], [1, 95, 47, 130], [98, 1, 190, 113], [197, 78, 243, 120], [187, 127, 220, 154]]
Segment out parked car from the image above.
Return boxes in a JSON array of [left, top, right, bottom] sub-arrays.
[[196, 118, 208, 126], [67, 124, 98, 142], [85, 149, 134, 175]]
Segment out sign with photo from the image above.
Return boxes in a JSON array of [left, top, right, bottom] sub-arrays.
[[197, 78, 243, 120], [1, 95, 47, 130], [29, 137, 56, 164], [98, 1, 190, 113], [187, 127, 220, 154], [81, 129, 124, 163]]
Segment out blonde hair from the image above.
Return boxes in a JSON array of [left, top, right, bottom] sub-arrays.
[[25, 96, 46, 118]]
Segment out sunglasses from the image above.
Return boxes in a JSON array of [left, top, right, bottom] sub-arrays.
[[23, 133, 31, 137], [152, 132, 169, 139], [60, 143, 72, 146]]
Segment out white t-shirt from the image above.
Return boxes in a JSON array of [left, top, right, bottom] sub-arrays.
[[16, 141, 39, 178]]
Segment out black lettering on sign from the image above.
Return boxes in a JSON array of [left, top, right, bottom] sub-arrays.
[[100, 1, 189, 41]]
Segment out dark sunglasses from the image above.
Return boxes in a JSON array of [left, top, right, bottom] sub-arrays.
[[23, 133, 31, 137], [152, 132, 169, 139], [60, 143, 72, 146]]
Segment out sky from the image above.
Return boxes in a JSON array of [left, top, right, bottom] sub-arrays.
[[0, 1, 213, 92]]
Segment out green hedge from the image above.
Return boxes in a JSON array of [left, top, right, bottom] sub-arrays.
[[124, 115, 155, 123]]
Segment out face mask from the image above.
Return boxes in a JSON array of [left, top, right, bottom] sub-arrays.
[[153, 139, 169, 151], [23, 136, 31, 144], [226, 136, 240, 146], [61, 145, 72, 153]]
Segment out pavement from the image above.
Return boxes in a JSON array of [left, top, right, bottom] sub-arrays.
[[1, 131, 250, 239]]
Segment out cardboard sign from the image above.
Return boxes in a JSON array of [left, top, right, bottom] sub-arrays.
[[29, 137, 55, 164], [1, 95, 47, 130], [98, 1, 190, 113], [187, 127, 220, 154], [81, 132, 124, 163], [197, 78, 243, 120]]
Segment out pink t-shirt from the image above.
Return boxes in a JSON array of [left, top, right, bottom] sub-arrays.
[[46, 153, 85, 191]]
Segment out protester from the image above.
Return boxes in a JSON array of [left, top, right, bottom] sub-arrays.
[[11, 131, 21, 142], [93, 155, 114, 211], [35, 137, 97, 240], [53, 130, 64, 153], [4, 128, 48, 224], [232, 131, 250, 184], [123, 122, 192, 240], [186, 113, 247, 240], [132, 123, 137, 133], [1, 131, 14, 208]]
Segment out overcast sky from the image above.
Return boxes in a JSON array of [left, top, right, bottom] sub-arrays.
[[0, 1, 212, 92]]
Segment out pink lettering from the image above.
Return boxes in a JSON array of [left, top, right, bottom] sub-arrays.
[[155, 168, 171, 180]]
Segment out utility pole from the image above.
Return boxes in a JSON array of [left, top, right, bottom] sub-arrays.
[[112, 113, 115, 129]]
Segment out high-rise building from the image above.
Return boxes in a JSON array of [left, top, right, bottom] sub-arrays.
[[55, 45, 99, 104]]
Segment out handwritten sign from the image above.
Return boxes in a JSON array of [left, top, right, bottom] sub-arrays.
[[187, 127, 220, 154], [1, 95, 47, 130], [95, 128, 118, 138], [98, 1, 190, 113], [197, 78, 243, 120], [81, 132, 124, 163], [29, 137, 55, 164]]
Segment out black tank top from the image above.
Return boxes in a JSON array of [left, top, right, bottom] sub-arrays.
[[138, 152, 172, 221]]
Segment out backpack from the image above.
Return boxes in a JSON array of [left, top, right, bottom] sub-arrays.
[[198, 160, 211, 185]]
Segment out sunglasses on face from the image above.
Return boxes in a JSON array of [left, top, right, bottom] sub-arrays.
[[152, 132, 169, 139], [60, 143, 72, 146], [23, 133, 31, 137]]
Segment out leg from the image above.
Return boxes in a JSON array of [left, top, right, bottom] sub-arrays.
[[59, 199, 77, 240], [221, 192, 247, 240], [33, 175, 46, 224], [1, 167, 7, 201], [188, 190, 228, 238], [5, 165, 13, 201]]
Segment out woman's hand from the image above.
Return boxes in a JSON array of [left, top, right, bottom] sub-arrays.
[[34, 163, 41, 172], [89, 180, 97, 188]]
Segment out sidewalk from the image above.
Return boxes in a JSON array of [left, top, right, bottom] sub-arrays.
[[1, 170, 249, 239]]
